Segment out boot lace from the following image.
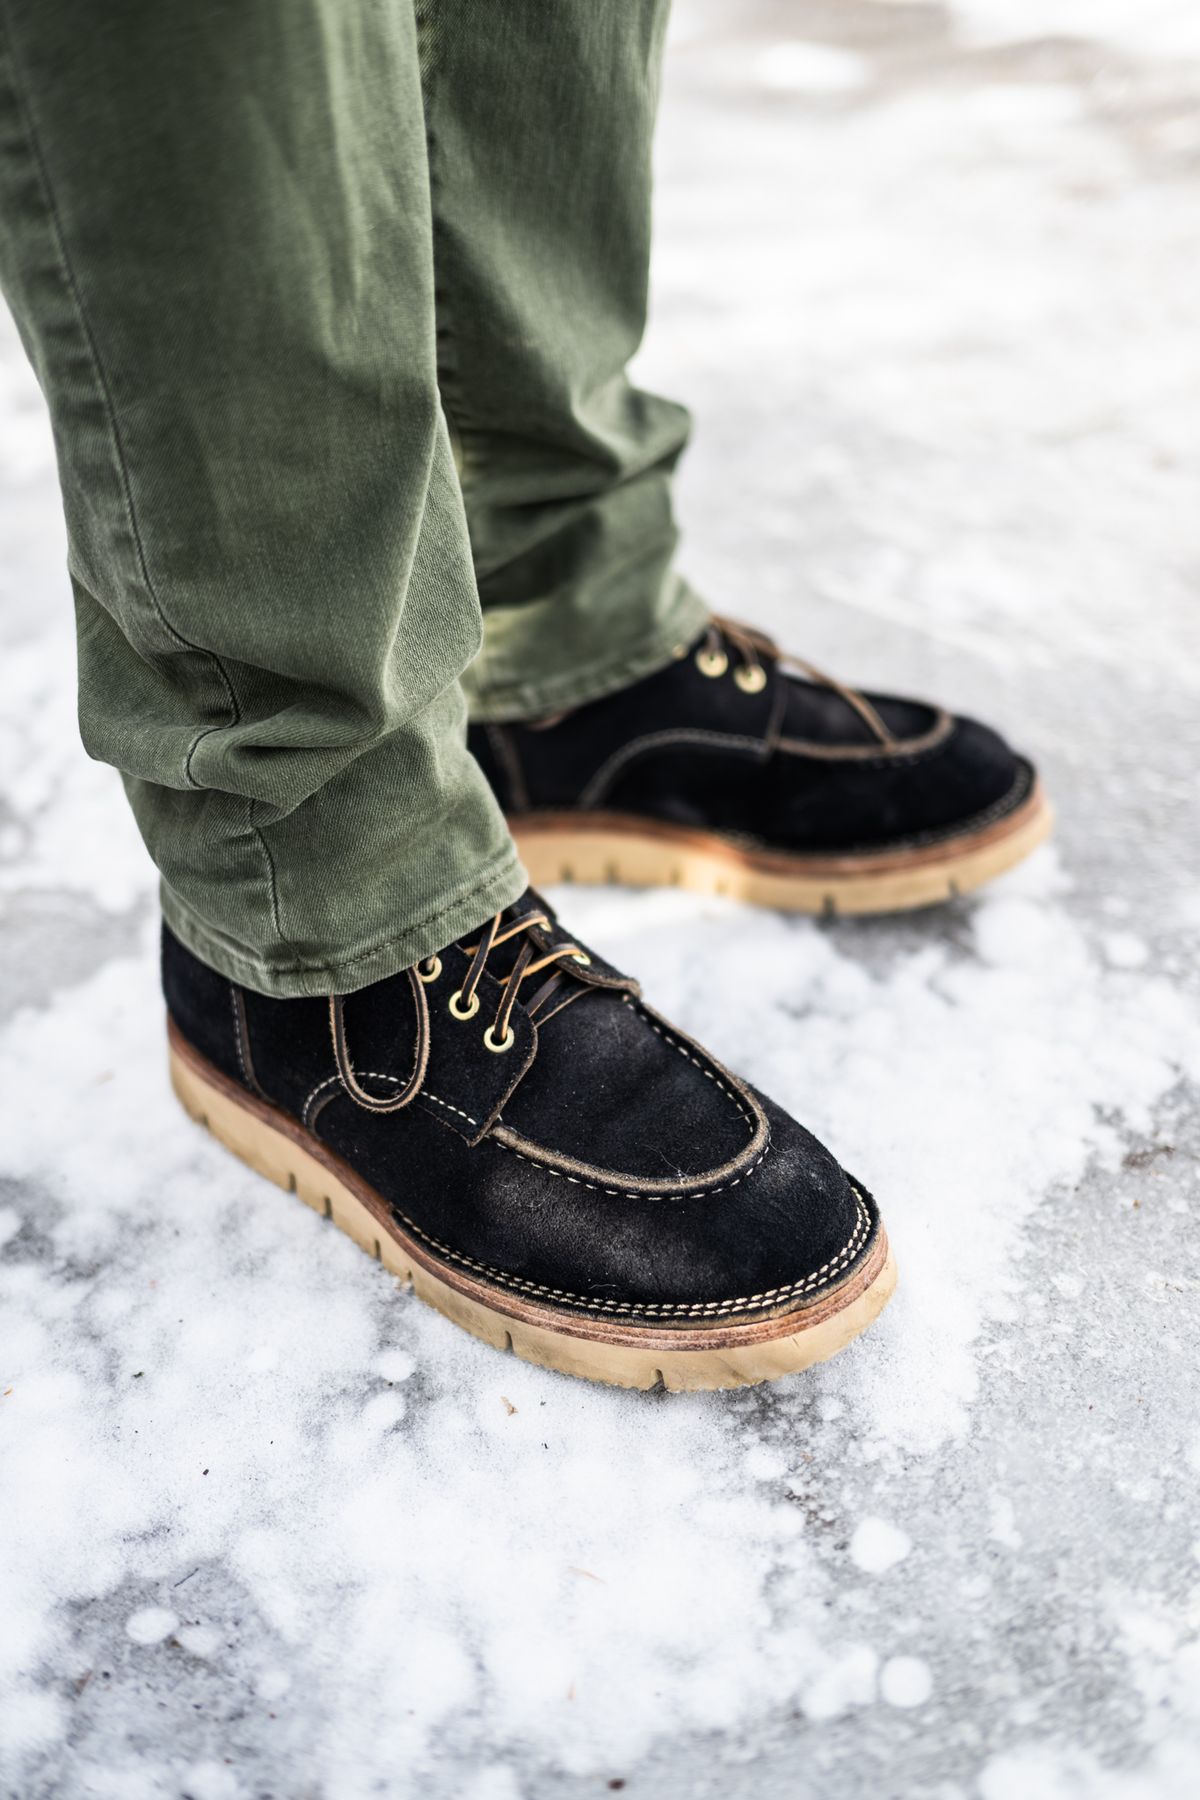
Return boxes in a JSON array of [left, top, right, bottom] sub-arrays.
[[696, 614, 896, 747], [330, 906, 590, 1114]]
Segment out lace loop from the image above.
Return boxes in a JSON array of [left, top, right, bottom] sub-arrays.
[[330, 908, 587, 1111], [329, 968, 431, 1115]]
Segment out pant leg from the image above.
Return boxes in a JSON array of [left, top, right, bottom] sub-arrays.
[[0, 0, 523, 997], [417, 0, 708, 723]]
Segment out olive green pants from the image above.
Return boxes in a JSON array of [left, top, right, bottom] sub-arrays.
[[0, 0, 706, 994]]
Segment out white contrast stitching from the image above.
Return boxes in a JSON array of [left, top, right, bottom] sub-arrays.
[[304, 1071, 480, 1132], [389, 1190, 873, 1318], [301, 1071, 342, 1127], [627, 998, 756, 1130], [312, 1066, 766, 1200], [422, 1090, 479, 1127], [494, 1139, 771, 1201], [230, 988, 249, 1085]]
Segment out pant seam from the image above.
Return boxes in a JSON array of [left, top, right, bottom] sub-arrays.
[[1, 5, 305, 966], [0, 4, 241, 774], [416, 1, 477, 483]]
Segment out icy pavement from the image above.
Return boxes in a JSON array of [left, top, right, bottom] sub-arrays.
[[3, 3, 1200, 1796]]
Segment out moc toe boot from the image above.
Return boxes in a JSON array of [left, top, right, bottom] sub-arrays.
[[164, 893, 896, 1391], [469, 618, 1052, 914]]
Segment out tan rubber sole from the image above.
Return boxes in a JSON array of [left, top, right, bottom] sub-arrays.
[[168, 1023, 896, 1392], [511, 779, 1052, 915]]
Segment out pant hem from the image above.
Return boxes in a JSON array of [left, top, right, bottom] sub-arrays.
[[160, 845, 528, 999], [466, 581, 709, 723]]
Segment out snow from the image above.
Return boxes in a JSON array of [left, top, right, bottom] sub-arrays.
[[754, 43, 870, 96], [880, 1656, 933, 1709], [4, 3, 1200, 1796], [849, 1518, 911, 1574], [124, 1611, 180, 1648]]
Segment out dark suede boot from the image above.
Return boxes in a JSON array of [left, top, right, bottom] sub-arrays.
[[165, 893, 895, 1390], [469, 618, 1051, 914]]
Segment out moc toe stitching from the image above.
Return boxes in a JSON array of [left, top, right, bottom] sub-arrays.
[[487, 997, 768, 1194], [331, 1066, 772, 1202], [482, 1131, 772, 1203], [774, 707, 955, 765]]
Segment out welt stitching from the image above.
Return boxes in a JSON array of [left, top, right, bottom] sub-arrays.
[[388, 1191, 872, 1318], [578, 729, 768, 809]]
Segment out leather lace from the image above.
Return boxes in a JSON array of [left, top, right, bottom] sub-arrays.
[[456, 906, 591, 1041], [704, 614, 896, 748], [329, 907, 587, 1114]]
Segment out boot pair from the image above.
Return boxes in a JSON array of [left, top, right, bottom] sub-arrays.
[[166, 621, 1050, 1389]]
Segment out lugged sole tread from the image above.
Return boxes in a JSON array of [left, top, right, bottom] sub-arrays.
[[510, 783, 1053, 916]]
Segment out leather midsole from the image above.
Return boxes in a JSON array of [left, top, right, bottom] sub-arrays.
[[512, 775, 1049, 880]]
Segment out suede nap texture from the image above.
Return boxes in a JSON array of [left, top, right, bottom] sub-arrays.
[[162, 897, 881, 1322], [468, 624, 1033, 855]]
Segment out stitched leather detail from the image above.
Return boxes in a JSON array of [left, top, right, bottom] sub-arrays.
[[578, 728, 769, 809], [302, 1069, 477, 1131], [489, 997, 767, 1194], [773, 708, 954, 763], [304, 1049, 768, 1202], [229, 986, 265, 1098], [487, 1134, 771, 1202], [388, 1189, 874, 1318], [627, 997, 756, 1129]]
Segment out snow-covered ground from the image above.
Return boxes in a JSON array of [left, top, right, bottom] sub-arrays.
[[3, 4, 1200, 1796]]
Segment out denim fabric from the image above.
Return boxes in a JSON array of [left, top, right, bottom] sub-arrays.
[[0, 0, 703, 995]]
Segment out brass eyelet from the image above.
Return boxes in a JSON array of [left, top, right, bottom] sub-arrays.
[[695, 648, 728, 679], [734, 664, 768, 695], [483, 1023, 515, 1054], [570, 949, 592, 966], [448, 989, 480, 1021], [416, 955, 442, 984]]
